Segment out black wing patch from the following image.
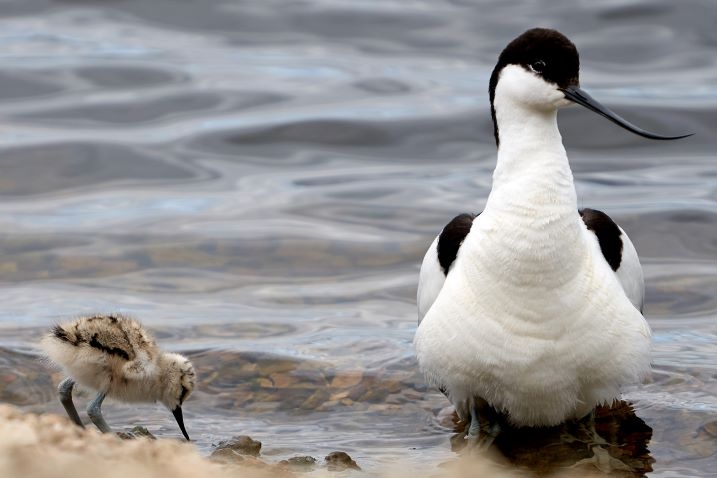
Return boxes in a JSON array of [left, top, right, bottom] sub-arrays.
[[52, 324, 72, 343], [579, 208, 623, 271], [52, 316, 136, 362], [88, 333, 131, 361], [437, 213, 478, 275]]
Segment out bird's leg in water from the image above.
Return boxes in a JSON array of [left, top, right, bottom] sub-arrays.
[[465, 399, 501, 448]]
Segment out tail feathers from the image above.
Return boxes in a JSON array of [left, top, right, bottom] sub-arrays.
[[51, 324, 74, 344]]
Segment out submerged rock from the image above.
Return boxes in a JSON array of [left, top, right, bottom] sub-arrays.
[[117, 426, 157, 440], [130, 425, 156, 438], [211, 435, 263, 460], [697, 420, 717, 439], [189, 350, 426, 415], [325, 451, 361, 471], [278, 455, 317, 472], [448, 401, 654, 476]]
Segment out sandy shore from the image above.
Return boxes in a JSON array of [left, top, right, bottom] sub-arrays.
[[0, 404, 273, 478], [0, 404, 611, 478]]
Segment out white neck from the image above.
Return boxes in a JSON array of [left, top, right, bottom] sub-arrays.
[[487, 65, 577, 214], [469, 65, 585, 283]]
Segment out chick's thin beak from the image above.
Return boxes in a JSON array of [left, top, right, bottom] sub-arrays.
[[560, 85, 692, 140], [172, 406, 190, 441]]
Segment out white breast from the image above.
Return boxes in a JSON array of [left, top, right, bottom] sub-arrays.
[[414, 64, 652, 427], [414, 145, 651, 426], [414, 204, 651, 426]]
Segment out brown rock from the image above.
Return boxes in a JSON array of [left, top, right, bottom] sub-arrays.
[[211, 435, 262, 459], [278, 455, 317, 472], [300, 389, 330, 410], [325, 451, 361, 471], [130, 426, 156, 439], [698, 420, 717, 438], [330, 371, 363, 389]]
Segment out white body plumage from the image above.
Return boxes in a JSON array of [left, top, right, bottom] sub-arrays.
[[414, 31, 657, 428]]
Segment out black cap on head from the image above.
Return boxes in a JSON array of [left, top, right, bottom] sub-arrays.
[[489, 28, 580, 146], [488, 28, 692, 145]]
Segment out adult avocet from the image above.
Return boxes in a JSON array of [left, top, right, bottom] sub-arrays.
[[414, 27, 689, 441]]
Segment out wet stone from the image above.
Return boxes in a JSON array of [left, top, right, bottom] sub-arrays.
[[211, 435, 262, 458], [210, 451, 271, 469], [116, 426, 156, 440], [325, 451, 361, 471], [278, 455, 317, 472], [299, 388, 331, 410], [130, 426, 156, 439], [448, 401, 655, 476], [190, 350, 428, 415], [685, 421, 717, 458], [697, 420, 717, 439], [330, 371, 363, 389], [210, 448, 240, 464]]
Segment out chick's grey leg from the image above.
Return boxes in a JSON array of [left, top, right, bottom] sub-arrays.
[[58, 377, 84, 428], [86, 391, 112, 433]]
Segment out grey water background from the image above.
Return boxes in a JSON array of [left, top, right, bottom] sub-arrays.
[[0, 0, 715, 475]]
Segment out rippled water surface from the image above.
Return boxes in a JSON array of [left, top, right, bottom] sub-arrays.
[[0, 0, 715, 476]]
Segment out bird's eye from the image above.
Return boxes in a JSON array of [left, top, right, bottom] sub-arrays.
[[530, 60, 546, 73]]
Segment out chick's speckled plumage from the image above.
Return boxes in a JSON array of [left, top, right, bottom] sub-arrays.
[[41, 314, 195, 410]]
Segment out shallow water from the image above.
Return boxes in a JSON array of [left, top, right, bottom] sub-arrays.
[[0, 0, 715, 475]]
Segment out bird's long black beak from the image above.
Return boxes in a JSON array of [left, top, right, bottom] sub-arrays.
[[560, 85, 692, 140], [172, 406, 190, 441]]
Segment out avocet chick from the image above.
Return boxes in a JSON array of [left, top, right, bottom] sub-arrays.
[[41, 314, 195, 440]]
